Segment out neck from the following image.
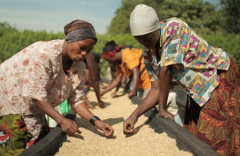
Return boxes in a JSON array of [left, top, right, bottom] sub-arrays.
[[155, 38, 160, 49], [62, 41, 70, 61], [62, 41, 73, 71], [115, 52, 122, 63], [154, 38, 161, 62]]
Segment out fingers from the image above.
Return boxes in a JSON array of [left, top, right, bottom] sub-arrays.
[[65, 128, 76, 136], [159, 111, 174, 120], [76, 129, 81, 134], [128, 93, 134, 98], [165, 113, 174, 120], [63, 121, 81, 136], [169, 114, 174, 120], [98, 101, 105, 108], [72, 121, 81, 134], [111, 92, 117, 98], [103, 124, 114, 137], [128, 91, 136, 98], [123, 121, 135, 134]]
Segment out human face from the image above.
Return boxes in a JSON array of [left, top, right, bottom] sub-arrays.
[[107, 56, 117, 64], [134, 29, 160, 49], [67, 39, 95, 62]]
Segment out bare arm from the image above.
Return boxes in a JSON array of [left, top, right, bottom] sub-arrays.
[[74, 102, 114, 137], [115, 80, 122, 92], [101, 74, 122, 95], [123, 80, 160, 133], [128, 67, 139, 97], [158, 66, 174, 119], [124, 78, 132, 92], [36, 100, 80, 136], [86, 51, 101, 102], [74, 102, 95, 121], [129, 80, 159, 118]]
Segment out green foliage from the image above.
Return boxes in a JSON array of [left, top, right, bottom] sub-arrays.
[[202, 34, 240, 69], [0, 23, 142, 76], [0, 24, 65, 63], [107, 0, 140, 34], [105, 0, 240, 72], [1, 0, 240, 76], [220, 0, 240, 34], [94, 33, 144, 75], [107, 0, 224, 35]]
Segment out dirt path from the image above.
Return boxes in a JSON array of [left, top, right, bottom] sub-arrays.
[[55, 88, 192, 156]]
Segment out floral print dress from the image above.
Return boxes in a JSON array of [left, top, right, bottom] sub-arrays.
[[0, 39, 86, 154]]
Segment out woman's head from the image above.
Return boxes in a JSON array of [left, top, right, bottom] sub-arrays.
[[64, 20, 97, 62], [130, 4, 160, 49], [102, 40, 121, 63]]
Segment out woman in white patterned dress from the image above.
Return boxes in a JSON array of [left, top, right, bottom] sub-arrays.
[[0, 20, 114, 155]]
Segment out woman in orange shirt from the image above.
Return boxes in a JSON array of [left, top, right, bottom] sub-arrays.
[[101, 41, 155, 99]]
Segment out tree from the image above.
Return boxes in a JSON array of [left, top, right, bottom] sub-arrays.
[[107, 0, 141, 34], [220, 0, 240, 34], [107, 0, 222, 35]]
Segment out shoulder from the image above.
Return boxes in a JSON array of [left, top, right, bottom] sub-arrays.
[[160, 17, 188, 33], [161, 17, 185, 26], [38, 40, 64, 62], [121, 48, 142, 58]]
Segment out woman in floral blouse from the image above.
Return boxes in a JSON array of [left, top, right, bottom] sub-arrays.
[[123, 4, 240, 156], [0, 20, 114, 155]]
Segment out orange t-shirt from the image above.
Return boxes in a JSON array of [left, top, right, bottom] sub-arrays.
[[116, 48, 151, 89]]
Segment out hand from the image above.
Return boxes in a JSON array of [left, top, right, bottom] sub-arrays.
[[158, 108, 174, 120], [59, 117, 81, 136], [100, 83, 107, 89], [111, 91, 118, 98], [124, 84, 130, 92], [95, 120, 114, 137], [123, 115, 138, 134], [98, 99, 105, 108], [121, 83, 126, 88], [128, 89, 136, 98], [100, 92, 105, 96]]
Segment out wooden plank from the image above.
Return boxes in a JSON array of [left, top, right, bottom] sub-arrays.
[[130, 96, 220, 156]]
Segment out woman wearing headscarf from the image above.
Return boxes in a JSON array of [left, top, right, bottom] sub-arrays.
[[100, 41, 153, 99], [123, 4, 240, 156], [0, 20, 114, 155]]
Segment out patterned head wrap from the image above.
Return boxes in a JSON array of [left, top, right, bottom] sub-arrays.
[[130, 4, 160, 36], [64, 20, 97, 43], [102, 41, 122, 60]]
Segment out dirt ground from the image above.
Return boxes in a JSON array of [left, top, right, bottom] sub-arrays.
[[55, 87, 191, 156]]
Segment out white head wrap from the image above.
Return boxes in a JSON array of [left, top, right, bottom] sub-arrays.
[[130, 4, 160, 36]]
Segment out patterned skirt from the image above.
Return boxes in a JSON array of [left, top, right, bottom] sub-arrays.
[[0, 114, 49, 156], [184, 57, 240, 156]]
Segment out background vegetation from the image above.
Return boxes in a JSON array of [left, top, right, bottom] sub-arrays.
[[0, 0, 239, 75]]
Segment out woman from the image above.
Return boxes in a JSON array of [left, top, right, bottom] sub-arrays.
[[123, 4, 240, 156], [100, 41, 153, 99], [0, 20, 114, 155]]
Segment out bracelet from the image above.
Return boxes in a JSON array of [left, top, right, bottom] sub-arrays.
[[89, 116, 101, 126]]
